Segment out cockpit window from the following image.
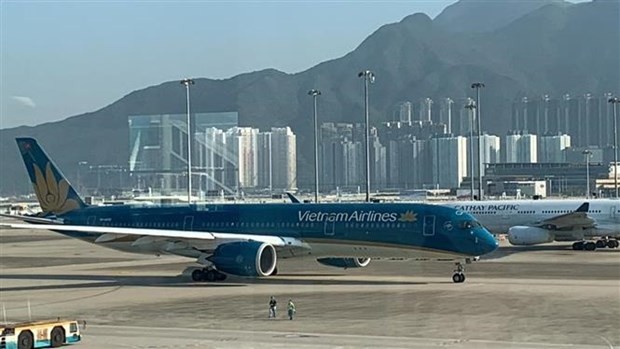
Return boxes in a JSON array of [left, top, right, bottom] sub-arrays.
[[459, 220, 480, 229]]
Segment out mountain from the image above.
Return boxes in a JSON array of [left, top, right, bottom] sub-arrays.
[[1, 0, 618, 195], [434, 0, 569, 33]]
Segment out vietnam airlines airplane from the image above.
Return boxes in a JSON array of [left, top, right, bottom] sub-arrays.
[[442, 199, 620, 251], [0, 138, 497, 283]]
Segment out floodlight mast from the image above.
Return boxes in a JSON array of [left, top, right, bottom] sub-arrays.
[[308, 89, 322, 203], [181, 78, 195, 204], [358, 70, 375, 203]]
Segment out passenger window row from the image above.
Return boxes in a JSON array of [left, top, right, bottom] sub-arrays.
[[92, 220, 410, 230]]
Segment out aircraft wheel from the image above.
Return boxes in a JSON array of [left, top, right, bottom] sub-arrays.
[[572, 241, 584, 250], [608, 240, 619, 248], [205, 270, 217, 282], [452, 273, 465, 283], [215, 271, 227, 281], [191, 269, 205, 282], [584, 241, 596, 251], [595, 240, 607, 248]]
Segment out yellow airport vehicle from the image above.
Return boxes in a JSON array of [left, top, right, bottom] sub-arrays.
[[0, 319, 81, 349]]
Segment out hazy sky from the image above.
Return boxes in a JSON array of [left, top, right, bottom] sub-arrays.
[[0, 1, 583, 129]]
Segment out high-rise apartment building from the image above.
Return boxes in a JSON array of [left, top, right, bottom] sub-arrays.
[[454, 98, 476, 137], [420, 98, 433, 122], [431, 135, 468, 189], [386, 137, 431, 189], [257, 132, 273, 190], [370, 132, 387, 189], [439, 98, 454, 134], [504, 132, 537, 163], [539, 134, 571, 163], [398, 101, 412, 124], [225, 127, 259, 189], [270, 127, 297, 190], [468, 134, 501, 177], [512, 93, 615, 149]]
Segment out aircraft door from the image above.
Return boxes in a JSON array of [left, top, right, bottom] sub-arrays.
[[323, 220, 335, 236], [183, 216, 194, 231], [611, 206, 617, 220], [423, 215, 436, 236]]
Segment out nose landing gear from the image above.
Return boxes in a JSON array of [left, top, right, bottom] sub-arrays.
[[452, 262, 466, 283]]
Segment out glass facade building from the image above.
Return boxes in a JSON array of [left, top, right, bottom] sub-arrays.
[[128, 112, 239, 195]]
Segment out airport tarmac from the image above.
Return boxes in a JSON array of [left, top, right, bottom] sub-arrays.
[[0, 227, 618, 349]]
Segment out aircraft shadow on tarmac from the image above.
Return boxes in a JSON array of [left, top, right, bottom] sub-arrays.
[[238, 277, 429, 286], [0, 274, 242, 292], [0, 272, 430, 292]]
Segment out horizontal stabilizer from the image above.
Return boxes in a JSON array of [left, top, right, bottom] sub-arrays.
[[0, 213, 61, 225]]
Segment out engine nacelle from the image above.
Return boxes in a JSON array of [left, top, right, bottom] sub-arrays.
[[209, 241, 277, 277], [508, 226, 554, 245], [316, 257, 371, 269]]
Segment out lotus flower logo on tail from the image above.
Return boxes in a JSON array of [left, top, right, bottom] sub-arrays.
[[32, 162, 80, 215]]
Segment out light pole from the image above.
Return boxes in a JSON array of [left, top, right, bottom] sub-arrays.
[[465, 101, 476, 200], [583, 149, 592, 199], [308, 89, 321, 203], [471, 82, 485, 200], [181, 78, 195, 204], [358, 70, 375, 203], [609, 97, 619, 198]]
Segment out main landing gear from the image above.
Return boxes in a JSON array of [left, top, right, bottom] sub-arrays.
[[191, 267, 227, 282], [452, 262, 466, 283], [572, 238, 619, 251]]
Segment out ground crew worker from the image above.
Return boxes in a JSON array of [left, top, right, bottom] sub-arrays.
[[269, 296, 277, 318], [287, 299, 296, 320]]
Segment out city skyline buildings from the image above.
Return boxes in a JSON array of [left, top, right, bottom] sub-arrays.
[[70, 91, 620, 197]]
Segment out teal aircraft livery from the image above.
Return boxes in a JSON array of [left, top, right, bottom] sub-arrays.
[[1, 138, 497, 283]]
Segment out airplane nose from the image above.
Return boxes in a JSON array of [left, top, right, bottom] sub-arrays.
[[477, 228, 499, 255]]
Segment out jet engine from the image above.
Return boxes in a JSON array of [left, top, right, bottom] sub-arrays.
[[508, 226, 554, 245], [209, 241, 277, 277], [316, 257, 371, 269]]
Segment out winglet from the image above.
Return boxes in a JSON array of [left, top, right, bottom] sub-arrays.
[[285, 192, 301, 203], [575, 202, 589, 213]]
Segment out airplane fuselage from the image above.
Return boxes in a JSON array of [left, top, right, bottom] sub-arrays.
[[57, 202, 496, 259], [442, 199, 620, 240]]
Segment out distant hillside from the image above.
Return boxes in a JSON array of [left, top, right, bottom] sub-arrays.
[[1, 0, 618, 195], [434, 0, 568, 33]]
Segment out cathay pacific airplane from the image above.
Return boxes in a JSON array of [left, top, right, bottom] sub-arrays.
[[0, 138, 497, 283], [442, 199, 620, 251]]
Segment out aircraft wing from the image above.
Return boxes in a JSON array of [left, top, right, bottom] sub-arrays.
[[0, 213, 59, 224], [0, 222, 310, 253], [534, 202, 595, 230]]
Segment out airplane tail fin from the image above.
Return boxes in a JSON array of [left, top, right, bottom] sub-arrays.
[[575, 202, 589, 213], [15, 138, 87, 215], [285, 192, 301, 203]]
